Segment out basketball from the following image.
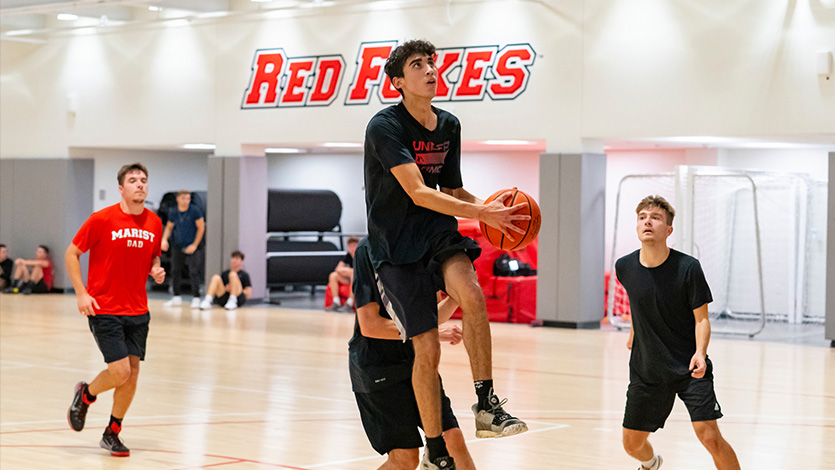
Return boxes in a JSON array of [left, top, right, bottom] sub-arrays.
[[479, 188, 541, 251]]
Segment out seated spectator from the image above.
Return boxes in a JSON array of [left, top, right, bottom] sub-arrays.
[[11, 245, 53, 294], [199, 250, 252, 311], [0, 244, 12, 290], [325, 237, 358, 312]]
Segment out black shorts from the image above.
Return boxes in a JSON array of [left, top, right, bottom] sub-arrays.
[[623, 359, 723, 432], [88, 313, 150, 363], [355, 377, 459, 455], [376, 231, 480, 339], [214, 293, 246, 306], [30, 279, 49, 294]]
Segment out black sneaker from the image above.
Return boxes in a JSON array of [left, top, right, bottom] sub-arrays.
[[100, 428, 130, 457], [421, 452, 455, 470], [471, 389, 528, 438], [67, 382, 93, 432]]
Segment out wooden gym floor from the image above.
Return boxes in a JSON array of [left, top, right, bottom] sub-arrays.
[[1, 293, 833, 469]]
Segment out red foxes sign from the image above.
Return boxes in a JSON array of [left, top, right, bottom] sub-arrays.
[[241, 41, 536, 109]]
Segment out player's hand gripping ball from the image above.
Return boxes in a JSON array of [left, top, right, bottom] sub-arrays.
[[479, 188, 541, 251]]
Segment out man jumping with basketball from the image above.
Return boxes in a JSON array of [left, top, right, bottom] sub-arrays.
[[616, 195, 740, 470], [66, 163, 165, 457], [364, 39, 528, 470]]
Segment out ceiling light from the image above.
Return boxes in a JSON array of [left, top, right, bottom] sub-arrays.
[[148, 6, 162, 11], [266, 148, 305, 154], [57, 13, 79, 21], [251, 0, 273, 2], [5, 29, 35, 36], [482, 140, 534, 146], [322, 142, 362, 148], [182, 143, 216, 150]]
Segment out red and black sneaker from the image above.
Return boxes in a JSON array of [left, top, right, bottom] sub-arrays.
[[67, 381, 94, 432], [100, 427, 130, 457]]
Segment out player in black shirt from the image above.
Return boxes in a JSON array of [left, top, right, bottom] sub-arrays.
[[199, 250, 252, 310], [349, 238, 475, 470], [615, 196, 740, 470], [364, 39, 528, 469]]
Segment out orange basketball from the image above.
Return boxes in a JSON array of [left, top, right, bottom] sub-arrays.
[[479, 188, 541, 251]]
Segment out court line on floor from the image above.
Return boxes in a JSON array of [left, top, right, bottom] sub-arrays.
[[0, 444, 309, 469]]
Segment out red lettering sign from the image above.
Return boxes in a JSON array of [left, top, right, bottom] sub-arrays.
[[488, 44, 535, 100], [308, 56, 344, 106], [279, 58, 315, 107], [242, 49, 287, 108], [452, 47, 498, 100], [345, 41, 397, 105]]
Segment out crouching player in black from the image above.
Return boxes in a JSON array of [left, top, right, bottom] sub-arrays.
[[349, 238, 476, 470]]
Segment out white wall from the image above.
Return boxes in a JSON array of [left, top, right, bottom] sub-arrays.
[[2, 0, 832, 158], [68, 148, 210, 213], [267, 150, 540, 235], [719, 149, 830, 179]]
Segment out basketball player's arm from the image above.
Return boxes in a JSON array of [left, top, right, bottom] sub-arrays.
[[390, 163, 528, 239], [149, 256, 165, 284], [185, 218, 205, 254], [440, 187, 482, 205], [357, 303, 402, 340], [689, 303, 711, 378], [160, 221, 174, 252], [65, 243, 100, 316]]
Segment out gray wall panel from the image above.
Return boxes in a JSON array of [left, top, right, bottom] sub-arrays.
[[0, 159, 93, 289], [537, 153, 606, 328]]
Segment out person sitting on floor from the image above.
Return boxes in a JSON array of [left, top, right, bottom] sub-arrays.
[[10, 245, 53, 294], [325, 237, 359, 312], [199, 250, 252, 310], [0, 244, 13, 291]]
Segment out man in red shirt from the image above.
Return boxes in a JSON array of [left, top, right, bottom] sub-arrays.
[[65, 163, 165, 457]]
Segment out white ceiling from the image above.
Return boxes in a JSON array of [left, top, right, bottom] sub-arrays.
[[0, 0, 376, 38]]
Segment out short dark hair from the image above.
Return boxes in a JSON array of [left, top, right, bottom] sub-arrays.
[[636, 195, 676, 225], [117, 163, 148, 186], [347, 237, 359, 245], [38, 245, 50, 256], [176, 190, 190, 197], [231, 250, 245, 260], [384, 39, 436, 96], [0, 244, 6, 250]]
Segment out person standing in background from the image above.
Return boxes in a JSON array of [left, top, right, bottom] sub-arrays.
[[161, 190, 204, 308]]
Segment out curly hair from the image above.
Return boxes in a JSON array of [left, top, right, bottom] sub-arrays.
[[384, 39, 436, 96]]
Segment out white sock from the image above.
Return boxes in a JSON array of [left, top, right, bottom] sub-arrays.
[[345, 297, 354, 307], [641, 455, 658, 469], [204, 295, 212, 302], [333, 295, 340, 304]]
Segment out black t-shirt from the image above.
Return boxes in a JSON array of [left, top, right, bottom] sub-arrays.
[[0, 258, 12, 285], [348, 317, 415, 394], [616, 249, 713, 384], [341, 252, 353, 268], [364, 102, 462, 268], [221, 269, 251, 289]]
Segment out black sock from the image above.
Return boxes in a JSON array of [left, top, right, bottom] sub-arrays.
[[82, 384, 96, 404], [108, 416, 123, 434], [474, 379, 494, 410], [425, 435, 449, 461]]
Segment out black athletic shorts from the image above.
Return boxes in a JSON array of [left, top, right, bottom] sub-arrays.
[[30, 279, 49, 294], [376, 231, 480, 340], [214, 293, 246, 306], [88, 313, 150, 363], [623, 358, 723, 432], [355, 377, 459, 455]]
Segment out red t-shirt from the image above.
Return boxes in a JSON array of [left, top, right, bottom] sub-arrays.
[[42, 261, 53, 289], [72, 204, 163, 315]]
